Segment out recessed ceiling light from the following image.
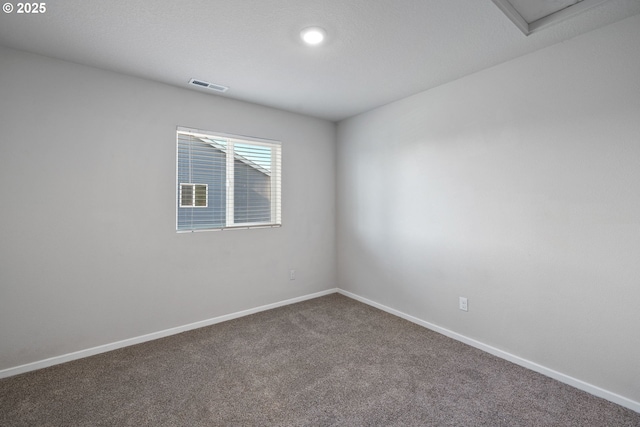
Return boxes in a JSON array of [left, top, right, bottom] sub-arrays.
[[300, 27, 326, 45]]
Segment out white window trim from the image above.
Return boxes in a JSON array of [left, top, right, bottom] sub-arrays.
[[226, 142, 235, 227], [179, 183, 208, 208], [176, 126, 282, 233]]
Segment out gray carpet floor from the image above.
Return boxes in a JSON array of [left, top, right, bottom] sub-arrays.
[[1, 293, 639, 426]]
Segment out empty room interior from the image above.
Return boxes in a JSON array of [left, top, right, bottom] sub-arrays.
[[1, 0, 639, 425]]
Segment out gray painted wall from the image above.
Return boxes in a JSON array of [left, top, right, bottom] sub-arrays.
[[337, 15, 640, 403], [0, 45, 336, 370]]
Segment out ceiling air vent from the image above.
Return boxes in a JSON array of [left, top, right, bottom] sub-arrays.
[[189, 79, 229, 93]]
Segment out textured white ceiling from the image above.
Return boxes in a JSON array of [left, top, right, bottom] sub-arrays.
[[0, 0, 638, 121]]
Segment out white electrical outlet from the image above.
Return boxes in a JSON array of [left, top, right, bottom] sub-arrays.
[[459, 297, 468, 312], [289, 269, 296, 280]]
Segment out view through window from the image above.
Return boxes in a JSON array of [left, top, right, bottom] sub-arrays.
[[176, 127, 282, 232]]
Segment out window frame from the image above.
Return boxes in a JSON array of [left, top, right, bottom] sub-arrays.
[[176, 126, 282, 233], [179, 183, 208, 208]]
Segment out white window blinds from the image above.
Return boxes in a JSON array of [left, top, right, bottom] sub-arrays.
[[176, 127, 282, 232]]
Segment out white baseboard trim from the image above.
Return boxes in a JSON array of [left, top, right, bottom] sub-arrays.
[[3, 287, 638, 413], [337, 289, 640, 414], [0, 288, 339, 380]]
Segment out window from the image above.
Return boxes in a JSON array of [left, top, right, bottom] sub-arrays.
[[176, 127, 282, 232], [179, 184, 208, 207]]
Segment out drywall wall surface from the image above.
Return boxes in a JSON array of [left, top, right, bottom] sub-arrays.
[[337, 14, 640, 403], [0, 46, 336, 370]]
